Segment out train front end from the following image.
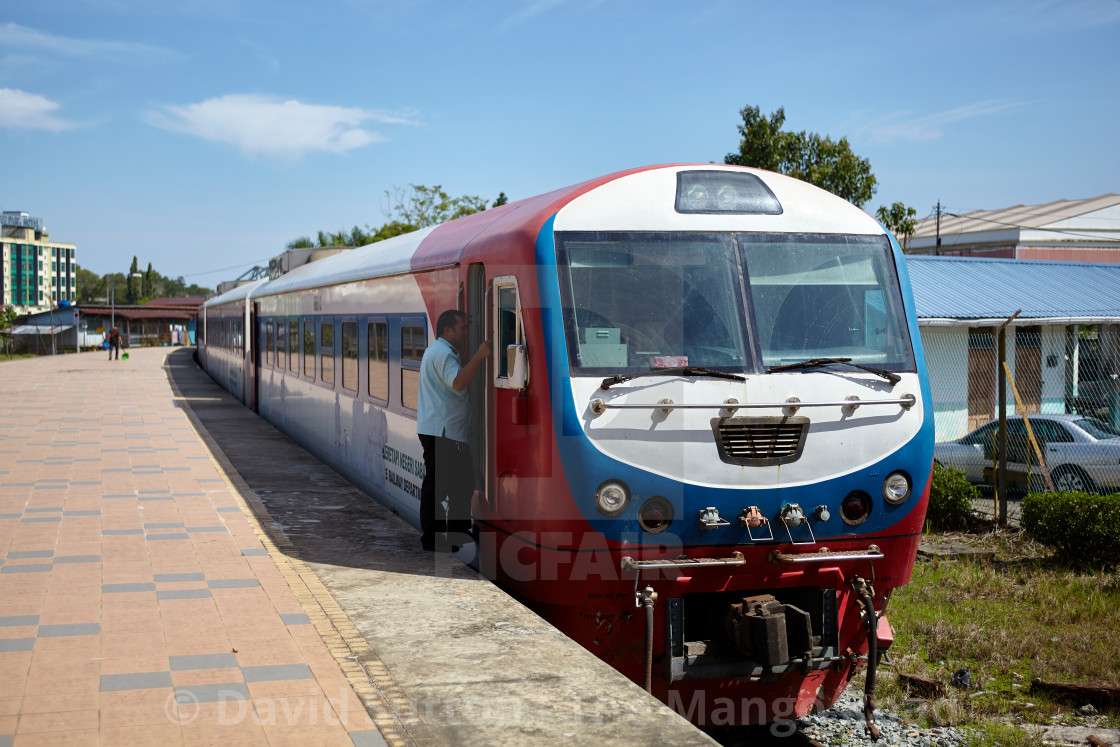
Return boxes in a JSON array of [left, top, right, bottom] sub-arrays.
[[522, 166, 933, 726]]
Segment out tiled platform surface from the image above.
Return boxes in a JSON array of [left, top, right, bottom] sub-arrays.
[[0, 349, 386, 746]]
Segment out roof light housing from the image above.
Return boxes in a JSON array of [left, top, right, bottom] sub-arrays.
[[675, 171, 783, 215]]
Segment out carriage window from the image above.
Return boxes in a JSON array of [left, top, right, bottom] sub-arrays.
[[289, 321, 299, 372], [303, 319, 314, 377], [368, 321, 388, 401], [276, 318, 287, 370], [265, 321, 275, 366], [341, 322, 358, 392], [401, 323, 426, 411], [321, 321, 335, 385]]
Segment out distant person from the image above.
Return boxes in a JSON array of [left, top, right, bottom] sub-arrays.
[[417, 310, 490, 552], [105, 326, 122, 360]]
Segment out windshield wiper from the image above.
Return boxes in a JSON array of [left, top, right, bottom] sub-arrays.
[[766, 357, 900, 385], [601, 366, 747, 391]]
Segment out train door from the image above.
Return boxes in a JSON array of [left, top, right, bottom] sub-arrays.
[[467, 263, 489, 502], [250, 301, 260, 413]]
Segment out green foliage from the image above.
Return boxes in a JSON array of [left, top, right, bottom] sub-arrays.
[[2, 305, 19, 330], [74, 264, 210, 305], [928, 463, 979, 531], [384, 184, 488, 228], [876, 201, 918, 248], [1022, 490, 1120, 568], [286, 184, 505, 250], [127, 256, 139, 304], [724, 105, 877, 206]]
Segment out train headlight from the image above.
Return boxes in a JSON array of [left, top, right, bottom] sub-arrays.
[[595, 480, 630, 517], [639, 497, 673, 533], [675, 171, 783, 215], [840, 491, 872, 525], [882, 471, 912, 505]]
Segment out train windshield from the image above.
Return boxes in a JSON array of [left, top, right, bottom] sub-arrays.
[[742, 233, 914, 370], [557, 233, 750, 372], [555, 232, 914, 375]]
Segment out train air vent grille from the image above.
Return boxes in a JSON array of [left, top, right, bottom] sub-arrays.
[[710, 416, 809, 467]]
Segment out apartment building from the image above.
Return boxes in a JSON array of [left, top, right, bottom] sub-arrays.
[[1, 211, 78, 313]]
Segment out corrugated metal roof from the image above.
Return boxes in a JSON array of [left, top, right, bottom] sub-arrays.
[[911, 193, 1120, 239], [906, 255, 1120, 321]]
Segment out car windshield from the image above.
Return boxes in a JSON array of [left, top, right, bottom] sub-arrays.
[[555, 231, 915, 375], [1075, 418, 1120, 440]]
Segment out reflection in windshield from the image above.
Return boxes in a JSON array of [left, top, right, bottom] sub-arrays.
[[557, 234, 749, 372], [555, 232, 915, 375], [742, 234, 913, 370]]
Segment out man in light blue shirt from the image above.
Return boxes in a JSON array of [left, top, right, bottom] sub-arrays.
[[417, 309, 490, 551]]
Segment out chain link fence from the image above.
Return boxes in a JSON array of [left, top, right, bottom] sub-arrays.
[[923, 322, 1120, 517]]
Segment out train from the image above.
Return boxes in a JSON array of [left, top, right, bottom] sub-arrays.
[[198, 164, 934, 731]]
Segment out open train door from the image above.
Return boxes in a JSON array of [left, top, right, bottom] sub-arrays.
[[467, 263, 490, 506]]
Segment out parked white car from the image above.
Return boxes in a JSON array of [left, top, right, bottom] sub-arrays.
[[934, 414, 1120, 494]]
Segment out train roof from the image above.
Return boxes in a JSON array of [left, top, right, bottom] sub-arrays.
[[208, 165, 883, 305], [205, 278, 268, 308]]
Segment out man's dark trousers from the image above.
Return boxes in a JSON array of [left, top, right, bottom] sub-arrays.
[[419, 433, 474, 550]]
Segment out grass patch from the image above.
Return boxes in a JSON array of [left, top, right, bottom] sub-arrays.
[[878, 527, 1120, 730]]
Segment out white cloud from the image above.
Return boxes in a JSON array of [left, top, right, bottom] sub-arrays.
[[146, 94, 417, 158], [0, 22, 181, 64], [0, 88, 80, 131], [852, 100, 1029, 144]]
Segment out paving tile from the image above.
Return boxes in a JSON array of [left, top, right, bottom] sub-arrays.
[[13, 708, 99, 735], [15, 691, 98, 715], [102, 583, 156, 593], [0, 638, 34, 652], [240, 664, 313, 682], [172, 681, 250, 704], [207, 579, 259, 589], [6, 551, 53, 559], [280, 613, 311, 626], [0, 616, 39, 627], [51, 556, 101, 564], [349, 729, 390, 747], [153, 572, 205, 582], [99, 672, 173, 691], [0, 565, 52, 574], [169, 653, 239, 671], [146, 533, 190, 541], [157, 588, 212, 600], [36, 623, 100, 637]]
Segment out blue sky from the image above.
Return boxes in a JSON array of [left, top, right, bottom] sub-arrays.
[[2, 0, 1118, 287]]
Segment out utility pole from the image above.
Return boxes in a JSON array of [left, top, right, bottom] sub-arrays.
[[935, 200, 942, 256]]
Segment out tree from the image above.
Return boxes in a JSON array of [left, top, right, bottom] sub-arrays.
[[493, 192, 509, 208], [875, 202, 918, 249], [383, 184, 488, 228], [724, 105, 877, 206], [74, 266, 103, 304], [143, 262, 154, 301], [286, 236, 314, 249], [3, 305, 19, 330], [127, 257, 139, 304]]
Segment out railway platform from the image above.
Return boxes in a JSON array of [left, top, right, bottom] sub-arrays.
[[0, 347, 712, 746]]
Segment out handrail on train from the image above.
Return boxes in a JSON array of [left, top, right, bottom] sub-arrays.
[[591, 394, 916, 416]]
